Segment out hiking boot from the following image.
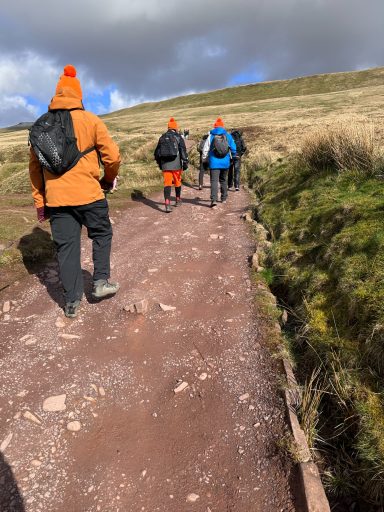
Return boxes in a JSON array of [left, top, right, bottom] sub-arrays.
[[221, 199, 227, 204], [235, 187, 240, 191], [64, 300, 81, 318], [174, 198, 182, 207], [165, 203, 172, 213], [92, 279, 120, 299], [210, 201, 217, 208], [198, 185, 203, 190]]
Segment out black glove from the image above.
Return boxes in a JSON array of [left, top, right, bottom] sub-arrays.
[[99, 177, 113, 191], [182, 160, 189, 170]]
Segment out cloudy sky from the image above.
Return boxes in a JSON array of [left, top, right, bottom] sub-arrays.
[[0, 0, 383, 127]]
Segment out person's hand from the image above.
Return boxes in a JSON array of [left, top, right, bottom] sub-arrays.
[[99, 177, 113, 192], [36, 206, 47, 222]]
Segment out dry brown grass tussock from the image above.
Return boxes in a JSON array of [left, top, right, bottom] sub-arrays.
[[300, 118, 376, 175]]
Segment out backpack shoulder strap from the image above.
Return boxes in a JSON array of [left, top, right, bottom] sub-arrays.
[[81, 146, 97, 157], [64, 109, 97, 158]]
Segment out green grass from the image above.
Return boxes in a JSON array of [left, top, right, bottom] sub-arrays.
[[248, 155, 384, 508], [104, 67, 384, 116]]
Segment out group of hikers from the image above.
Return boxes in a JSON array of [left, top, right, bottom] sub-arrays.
[[28, 65, 246, 319], [154, 117, 247, 211]]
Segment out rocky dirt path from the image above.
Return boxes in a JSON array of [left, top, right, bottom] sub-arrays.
[[0, 183, 298, 512]]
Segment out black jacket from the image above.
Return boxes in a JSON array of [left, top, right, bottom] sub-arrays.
[[231, 130, 247, 156]]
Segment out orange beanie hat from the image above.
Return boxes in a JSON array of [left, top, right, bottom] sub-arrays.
[[55, 65, 82, 99], [168, 117, 179, 130], [214, 117, 225, 128]]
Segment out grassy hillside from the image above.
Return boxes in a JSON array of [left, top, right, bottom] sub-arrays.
[[247, 126, 384, 509], [107, 66, 384, 113]]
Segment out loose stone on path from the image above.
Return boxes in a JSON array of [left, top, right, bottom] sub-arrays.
[[159, 303, 176, 312], [124, 299, 149, 314], [0, 433, 13, 452], [55, 317, 66, 328], [67, 421, 81, 432], [58, 334, 81, 340], [43, 394, 67, 412], [20, 334, 37, 345], [174, 382, 189, 394], [23, 411, 42, 426], [186, 493, 200, 503]]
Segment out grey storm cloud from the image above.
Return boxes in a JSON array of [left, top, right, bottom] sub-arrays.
[[0, 0, 383, 124]]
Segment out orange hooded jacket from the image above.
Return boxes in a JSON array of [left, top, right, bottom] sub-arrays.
[[29, 87, 121, 208]]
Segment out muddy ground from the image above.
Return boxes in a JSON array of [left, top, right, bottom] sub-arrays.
[[0, 183, 299, 511]]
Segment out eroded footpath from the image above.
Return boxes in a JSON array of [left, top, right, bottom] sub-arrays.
[[0, 185, 297, 512]]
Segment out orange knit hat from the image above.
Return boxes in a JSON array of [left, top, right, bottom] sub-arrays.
[[55, 65, 82, 99], [168, 117, 179, 130], [214, 117, 225, 128]]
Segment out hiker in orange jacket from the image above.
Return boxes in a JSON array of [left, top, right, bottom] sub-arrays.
[[154, 118, 189, 213], [29, 65, 121, 318]]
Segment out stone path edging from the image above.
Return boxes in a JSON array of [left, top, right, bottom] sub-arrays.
[[243, 208, 331, 512]]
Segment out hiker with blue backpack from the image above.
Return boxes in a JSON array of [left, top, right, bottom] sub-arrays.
[[28, 65, 121, 318], [202, 118, 237, 207]]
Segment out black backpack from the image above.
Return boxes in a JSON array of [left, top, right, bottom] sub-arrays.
[[29, 109, 95, 175], [231, 130, 246, 155], [157, 132, 179, 160], [212, 134, 229, 158]]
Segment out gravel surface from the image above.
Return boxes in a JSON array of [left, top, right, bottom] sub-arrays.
[[0, 184, 297, 511]]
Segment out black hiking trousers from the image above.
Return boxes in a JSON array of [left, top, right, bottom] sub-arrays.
[[199, 157, 209, 187], [49, 198, 112, 303], [228, 157, 241, 189]]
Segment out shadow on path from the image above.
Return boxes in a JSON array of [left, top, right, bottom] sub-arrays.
[[181, 179, 197, 190], [131, 189, 211, 212], [0, 451, 25, 512], [131, 190, 162, 212], [17, 227, 55, 274], [17, 227, 94, 308]]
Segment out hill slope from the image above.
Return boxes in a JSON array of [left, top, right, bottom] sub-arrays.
[[106, 66, 384, 114]]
